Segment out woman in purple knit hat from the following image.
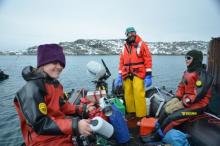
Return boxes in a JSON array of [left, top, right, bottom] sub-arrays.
[[14, 44, 93, 146]]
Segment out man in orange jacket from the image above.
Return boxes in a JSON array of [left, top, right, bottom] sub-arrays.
[[115, 27, 152, 118]]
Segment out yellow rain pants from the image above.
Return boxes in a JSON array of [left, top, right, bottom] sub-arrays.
[[123, 76, 146, 117]]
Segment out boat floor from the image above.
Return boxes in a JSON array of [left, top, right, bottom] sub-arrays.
[[111, 113, 220, 146], [110, 118, 160, 146]]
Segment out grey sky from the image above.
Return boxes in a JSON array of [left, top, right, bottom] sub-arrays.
[[0, 0, 220, 50]]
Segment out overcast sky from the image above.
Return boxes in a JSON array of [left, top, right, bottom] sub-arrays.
[[0, 0, 220, 50]]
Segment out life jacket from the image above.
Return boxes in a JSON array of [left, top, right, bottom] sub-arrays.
[[119, 35, 152, 79], [176, 69, 213, 109]]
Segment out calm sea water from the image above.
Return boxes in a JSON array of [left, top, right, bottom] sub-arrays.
[[0, 55, 187, 146]]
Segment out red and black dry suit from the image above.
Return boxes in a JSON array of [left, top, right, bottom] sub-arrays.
[[158, 68, 213, 134], [14, 66, 86, 146]]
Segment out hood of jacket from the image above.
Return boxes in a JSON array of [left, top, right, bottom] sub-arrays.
[[22, 66, 47, 81]]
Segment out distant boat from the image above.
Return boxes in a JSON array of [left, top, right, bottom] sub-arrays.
[[0, 69, 9, 81]]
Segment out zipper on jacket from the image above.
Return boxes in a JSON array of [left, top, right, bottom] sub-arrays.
[[128, 45, 132, 73]]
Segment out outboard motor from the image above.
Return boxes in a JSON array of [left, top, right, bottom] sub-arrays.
[[87, 59, 111, 93], [87, 59, 130, 144], [87, 59, 113, 116], [87, 61, 107, 82]]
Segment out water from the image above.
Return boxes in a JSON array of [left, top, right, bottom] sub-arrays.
[[0, 55, 186, 146]]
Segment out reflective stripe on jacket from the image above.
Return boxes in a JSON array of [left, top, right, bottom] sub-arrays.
[[119, 35, 152, 79]]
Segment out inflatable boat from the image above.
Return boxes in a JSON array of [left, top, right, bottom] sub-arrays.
[[86, 58, 220, 146], [68, 85, 220, 146], [144, 86, 220, 146]]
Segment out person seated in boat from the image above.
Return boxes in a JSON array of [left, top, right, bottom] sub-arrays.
[[115, 27, 152, 119], [14, 44, 94, 146], [143, 50, 213, 143]]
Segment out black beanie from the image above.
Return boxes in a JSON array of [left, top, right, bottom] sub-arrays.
[[186, 50, 203, 72]]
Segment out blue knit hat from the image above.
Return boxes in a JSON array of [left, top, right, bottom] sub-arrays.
[[37, 44, 65, 68]]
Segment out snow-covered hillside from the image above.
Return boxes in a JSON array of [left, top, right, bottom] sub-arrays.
[[0, 39, 208, 55]]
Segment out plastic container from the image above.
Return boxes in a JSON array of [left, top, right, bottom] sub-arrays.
[[90, 116, 114, 138], [109, 104, 130, 143], [139, 117, 157, 136], [112, 98, 125, 115]]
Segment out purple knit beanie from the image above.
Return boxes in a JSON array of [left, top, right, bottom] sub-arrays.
[[37, 44, 65, 68]]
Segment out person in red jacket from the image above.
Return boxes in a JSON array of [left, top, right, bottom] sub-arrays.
[[14, 44, 92, 146], [142, 50, 213, 143], [115, 27, 152, 118]]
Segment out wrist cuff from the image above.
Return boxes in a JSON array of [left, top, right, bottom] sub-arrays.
[[146, 71, 152, 76]]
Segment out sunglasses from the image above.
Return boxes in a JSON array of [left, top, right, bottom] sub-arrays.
[[185, 55, 193, 60]]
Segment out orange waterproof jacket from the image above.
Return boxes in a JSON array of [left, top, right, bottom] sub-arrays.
[[176, 69, 213, 109], [14, 66, 84, 146], [119, 35, 152, 79]]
